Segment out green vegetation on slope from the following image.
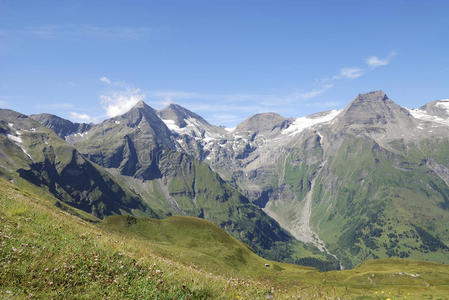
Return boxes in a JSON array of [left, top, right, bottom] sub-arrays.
[[312, 136, 449, 269], [0, 110, 157, 219], [2, 177, 449, 299], [162, 152, 338, 270]]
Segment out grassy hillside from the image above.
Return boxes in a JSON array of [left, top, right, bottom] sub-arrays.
[[312, 135, 449, 268], [160, 152, 338, 268], [1, 177, 449, 299]]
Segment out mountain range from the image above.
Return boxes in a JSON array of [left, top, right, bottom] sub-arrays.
[[2, 90, 449, 270]]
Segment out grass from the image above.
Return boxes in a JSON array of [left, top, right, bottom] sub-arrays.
[[2, 177, 449, 299], [309, 135, 449, 268]]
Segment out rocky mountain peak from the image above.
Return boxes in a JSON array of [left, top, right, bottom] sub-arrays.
[[418, 99, 449, 119], [235, 112, 290, 134], [30, 113, 92, 139], [133, 100, 147, 109], [334, 90, 413, 129], [353, 90, 388, 103], [158, 103, 208, 128], [121, 101, 160, 127]]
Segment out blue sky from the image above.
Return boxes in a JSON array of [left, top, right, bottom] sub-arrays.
[[1, 0, 448, 127]]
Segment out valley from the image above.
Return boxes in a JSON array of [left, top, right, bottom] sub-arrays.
[[2, 90, 449, 298], [1, 177, 449, 299]]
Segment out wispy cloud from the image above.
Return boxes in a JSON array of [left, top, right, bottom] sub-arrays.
[[100, 87, 146, 118], [334, 67, 365, 79], [305, 100, 342, 108], [70, 112, 95, 123], [366, 51, 397, 68], [0, 99, 9, 108], [366, 56, 389, 67], [210, 113, 249, 126], [99, 52, 396, 125], [100, 76, 111, 84], [34, 102, 76, 111], [146, 84, 335, 107], [295, 84, 335, 99], [314, 51, 397, 94], [3, 24, 156, 40], [98, 76, 146, 117]]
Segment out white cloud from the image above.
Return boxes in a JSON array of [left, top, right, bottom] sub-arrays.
[[70, 112, 94, 123], [295, 84, 334, 100], [366, 56, 389, 67], [101, 51, 394, 125], [100, 76, 111, 84], [366, 51, 397, 68], [35, 102, 76, 110], [81, 25, 155, 40], [336, 67, 364, 79], [17, 24, 155, 40], [147, 85, 335, 108], [100, 87, 145, 118], [305, 101, 342, 108], [0, 100, 8, 108]]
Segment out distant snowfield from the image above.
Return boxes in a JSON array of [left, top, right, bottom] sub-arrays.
[[161, 117, 221, 149], [7, 132, 32, 159], [408, 107, 449, 127], [161, 118, 181, 132], [7, 134, 22, 144], [282, 110, 342, 136], [435, 100, 449, 112]]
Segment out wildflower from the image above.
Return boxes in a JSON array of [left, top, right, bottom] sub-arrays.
[[49, 281, 54, 286]]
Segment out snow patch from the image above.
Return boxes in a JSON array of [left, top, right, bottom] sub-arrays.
[[114, 120, 121, 124], [161, 118, 181, 132], [396, 272, 420, 278], [225, 127, 235, 132], [7, 134, 22, 144], [7, 123, 13, 127], [408, 108, 449, 126], [203, 136, 215, 143], [282, 110, 342, 136], [6, 134, 32, 159], [436, 100, 449, 112], [21, 147, 32, 160]]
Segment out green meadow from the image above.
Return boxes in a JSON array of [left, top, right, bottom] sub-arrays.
[[1, 177, 449, 299]]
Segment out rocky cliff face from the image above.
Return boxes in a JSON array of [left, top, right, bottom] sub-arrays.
[[0, 109, 155, 219], [30, 113, 92, 139]]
